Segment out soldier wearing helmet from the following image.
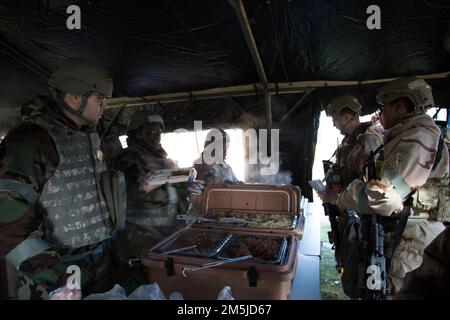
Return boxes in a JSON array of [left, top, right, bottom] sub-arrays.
[[320, 95, 383, 204], [337, 77, 449, 296], [0, 58, 117, 299], [113, 111, 198, 289]]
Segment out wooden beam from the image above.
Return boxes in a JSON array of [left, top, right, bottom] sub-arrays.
[[106, 71, 450, 108]]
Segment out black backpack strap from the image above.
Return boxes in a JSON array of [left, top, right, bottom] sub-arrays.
[[432, 126, 445, 171], [391, 195, 413, 257], [347, 122, 372, 145]]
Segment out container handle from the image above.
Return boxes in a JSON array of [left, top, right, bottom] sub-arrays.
[[181, 255, 253, 277]]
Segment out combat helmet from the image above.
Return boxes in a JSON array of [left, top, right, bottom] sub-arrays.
[[49, 57, 113, 97], [376, 77, 434, 114], [128, 111, 165, 131], [326, 95, 362, 118]]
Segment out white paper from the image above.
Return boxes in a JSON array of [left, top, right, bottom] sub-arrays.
[[143, 168, 196, 186], [308, 179, 325, 192]]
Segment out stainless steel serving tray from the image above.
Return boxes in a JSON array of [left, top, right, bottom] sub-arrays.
[[155, 229, 232, 258], [216, 234, 288, 264]]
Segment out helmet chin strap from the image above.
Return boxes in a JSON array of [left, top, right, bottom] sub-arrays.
[[52, 89, 96, 127], [340, 114, 357, 135]]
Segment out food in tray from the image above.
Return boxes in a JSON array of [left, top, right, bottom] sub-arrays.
[[221, 236, 282, 261], [205, 210, 295, 229], [160, 230, 229, 256]]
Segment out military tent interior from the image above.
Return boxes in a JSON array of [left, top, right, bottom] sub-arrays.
[[1, 0, 450, 300]]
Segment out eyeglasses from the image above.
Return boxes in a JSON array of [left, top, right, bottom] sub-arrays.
[[87, 91, 107, 102]]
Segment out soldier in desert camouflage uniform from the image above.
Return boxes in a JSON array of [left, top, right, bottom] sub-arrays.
[[319, 95, 383, 205], [337, 77, 449, 296], [317, 95, 383, 286], [0, 58, 117, 299], [394, 227, 450, 299]]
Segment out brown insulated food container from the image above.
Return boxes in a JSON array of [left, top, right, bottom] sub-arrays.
[[193, 184, 304, 238], [142, 228, 298, 300]]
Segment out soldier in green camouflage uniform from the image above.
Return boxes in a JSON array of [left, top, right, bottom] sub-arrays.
[[113, 112, 190, 288], [0, 58, 117, 299]]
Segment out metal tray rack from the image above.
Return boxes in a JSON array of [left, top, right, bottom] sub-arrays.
[[155, 229, 232, 258], [217, 234, 288, 264]]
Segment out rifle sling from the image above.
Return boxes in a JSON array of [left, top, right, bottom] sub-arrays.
[[391, 197, 413, 257], [432, 126, 445, 171]]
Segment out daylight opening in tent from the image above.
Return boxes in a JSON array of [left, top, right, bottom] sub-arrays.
[[119, 129, 246, 182], [427, 107, 447, 122], [312, 111, 377, 201]]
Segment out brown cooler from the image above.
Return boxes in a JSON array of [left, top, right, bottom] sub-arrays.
[[141, 183, 304, 300]]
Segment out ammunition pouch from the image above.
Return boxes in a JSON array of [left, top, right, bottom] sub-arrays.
[[101, 170, 127, 231], [430, 184, 450, 222], [411, 180, 449, 222], [337, 209, 369, 299], [323, 203, 340, 246]]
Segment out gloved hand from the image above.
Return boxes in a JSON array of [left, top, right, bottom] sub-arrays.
[[186, 180, 205, 195], [49, 285, 82, 300], [140, 171, 162, 193]]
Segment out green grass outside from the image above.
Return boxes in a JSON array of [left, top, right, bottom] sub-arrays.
[[320, 220, 349, 300]]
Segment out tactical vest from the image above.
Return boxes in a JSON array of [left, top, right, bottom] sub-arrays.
[[336, 122, 372, 186], [33, 117, 113, 249], [125, 144, 179, 228], [413, 126, 450, 222], [376, 126, 449, 222]]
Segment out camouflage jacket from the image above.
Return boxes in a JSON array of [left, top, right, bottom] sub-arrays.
[[322, 122, 383, 204], [113, 139, 189, 261], [337, 114, 449, 294], [114, 140, 181, 210], [0, 96, 108, 298], [395, 227, 450, 299], [194, 154, 240, 185], [337, 114, 449, 218]]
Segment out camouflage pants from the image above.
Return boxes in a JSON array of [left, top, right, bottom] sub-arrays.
[[387, 219, 445, 295], [115, 221, 186, 262], [112, 222, 186, 295], [17, 248, 118, 300]]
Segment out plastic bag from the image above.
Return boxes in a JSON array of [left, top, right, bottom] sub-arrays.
[[217, 286, 235, 300], [127, 283, 166, 300], [83, 284, 127, 300], [49, 286, 82, 300], [169, 292, 184, 300]]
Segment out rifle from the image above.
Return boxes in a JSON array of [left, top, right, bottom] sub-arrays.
[[363, 146, 389, 299], [321, 160, 343, 271]]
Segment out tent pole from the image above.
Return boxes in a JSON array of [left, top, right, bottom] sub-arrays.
[[278, 88, 315, 126], [0, 39, 50, 80], [229, 0, 272, 131]]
